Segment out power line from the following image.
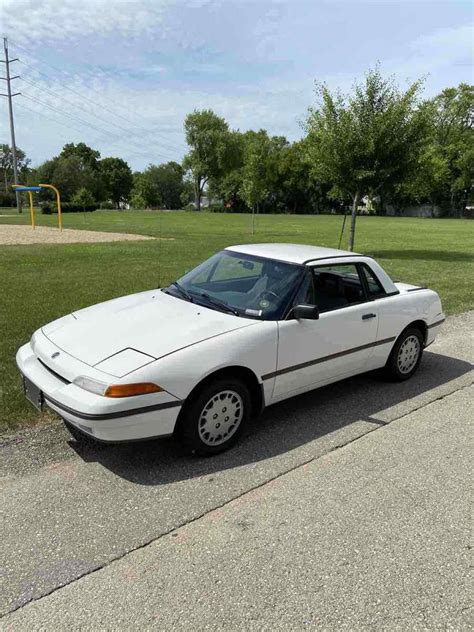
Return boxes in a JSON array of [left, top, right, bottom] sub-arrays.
[[20, 75, 183, 156], [6, 39, 189, 169], [19, 94, 175, 162], [15, 100, 99, 137], [12, 41, 188, 151], [21, 93, 121, 142]]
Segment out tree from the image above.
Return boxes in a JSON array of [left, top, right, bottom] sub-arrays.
[[29, 143, 103, 203], [60, 143, 100, 169], [276, 141, 317, 213], [183, 109, 237, 211], [131, 162, 185, 209], [35, 155, 101, 202], [71, 187, 95, 212], [240, 131, 272, 220], [0, 144, 30, 200], [305, 68, 427, 249], [100, 157, 133, 208], [421, 84, 473, 215]]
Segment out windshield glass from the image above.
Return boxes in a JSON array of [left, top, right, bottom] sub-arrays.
[[168, 250, 303, 320]]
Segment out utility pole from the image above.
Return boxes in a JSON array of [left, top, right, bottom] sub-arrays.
[[1, 37, 22, 213]]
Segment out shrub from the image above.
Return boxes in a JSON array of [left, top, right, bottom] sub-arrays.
[[60, 202, 97, 213], [99, 201, 115, 210], [0, 192, 15, 207], [40, 202, 97, 213], [130, 193, 146, 209]]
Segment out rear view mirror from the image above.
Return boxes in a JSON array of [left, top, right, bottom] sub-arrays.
[[293, 304, 319, 320]]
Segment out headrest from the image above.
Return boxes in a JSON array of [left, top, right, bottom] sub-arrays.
[[264, 262, 287, 280], [315, 272, 343, 295]]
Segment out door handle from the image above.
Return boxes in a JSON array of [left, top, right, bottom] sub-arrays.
[[362, 313, 377, 320]]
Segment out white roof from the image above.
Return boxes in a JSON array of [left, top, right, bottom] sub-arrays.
[[225, 243, 360, 265]]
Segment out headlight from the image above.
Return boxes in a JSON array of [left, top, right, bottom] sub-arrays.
[[73, 376, 163, 398], [73, 376, 108, 396]]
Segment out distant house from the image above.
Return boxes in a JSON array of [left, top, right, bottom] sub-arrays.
[[188, 196, 212, 209], [385, 203, 444, 218], [361, 195, 445, 218]]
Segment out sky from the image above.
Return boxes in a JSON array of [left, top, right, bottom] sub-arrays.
[[1, 0, 473, 170]]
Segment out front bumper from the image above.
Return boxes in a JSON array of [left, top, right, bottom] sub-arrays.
[[16, 340, 183, 442]]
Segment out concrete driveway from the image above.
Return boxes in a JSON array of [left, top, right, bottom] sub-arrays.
[[1, 312, 472, 629]]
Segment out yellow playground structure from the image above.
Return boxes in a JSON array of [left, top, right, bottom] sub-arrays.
[[12, 183, 62, 231]]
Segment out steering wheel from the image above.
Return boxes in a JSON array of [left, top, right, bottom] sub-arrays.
[[258, 290, 279, 303]]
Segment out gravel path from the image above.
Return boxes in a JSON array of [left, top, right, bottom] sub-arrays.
[[0, 225, 162, 245]]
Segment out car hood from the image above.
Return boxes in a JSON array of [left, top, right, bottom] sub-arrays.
[[42, 289, 254, 369]]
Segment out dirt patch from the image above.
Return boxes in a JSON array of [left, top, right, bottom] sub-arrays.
[[0, 225, 169, 246]]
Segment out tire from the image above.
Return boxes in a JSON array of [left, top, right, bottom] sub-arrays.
[[385, 327, 424, 381], [176, 377, 251, 456]]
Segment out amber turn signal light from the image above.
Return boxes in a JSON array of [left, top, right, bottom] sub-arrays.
[[104, 383, 163, 398]]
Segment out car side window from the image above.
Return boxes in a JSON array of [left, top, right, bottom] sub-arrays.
[[311, 264, 366, 313], [292, 270, 315, 306], [360, 264, 386, 298]]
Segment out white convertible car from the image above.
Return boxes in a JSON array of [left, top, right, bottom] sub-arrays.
[[17, 243, 444, 454]]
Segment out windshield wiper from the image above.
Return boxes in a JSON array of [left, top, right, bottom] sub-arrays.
[[165, 281, 194, 302], [196, 293, 240, 316]]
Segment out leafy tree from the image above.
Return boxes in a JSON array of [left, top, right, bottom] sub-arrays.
[[131, 162, 185, 208], [210, 131, 309, 214], [130, 190, 147, 209], [100, 157, 133, 208], [240, 130, 272, 216], [37, 155, 101, 202], [29, 143, 103, 203], [180, 176, 195, 208], [71, 187, 95, 212], [183, 109, 237, 211], [60, 143, 100, 169], [418, 84, 473, 215], [276, 141, 317, 213], [0, 144, 30, 208], [305, 68, 427, 249]]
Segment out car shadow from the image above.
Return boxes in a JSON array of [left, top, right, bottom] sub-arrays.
[[71, 350, 472, 486]]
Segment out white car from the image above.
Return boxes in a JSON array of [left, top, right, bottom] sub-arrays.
[[17, 243, 445, 454]]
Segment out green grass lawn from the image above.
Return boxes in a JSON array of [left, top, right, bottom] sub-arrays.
[[1, 209, 473, 432]]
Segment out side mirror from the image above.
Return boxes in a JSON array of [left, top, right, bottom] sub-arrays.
[[293, 304, 319, 320]]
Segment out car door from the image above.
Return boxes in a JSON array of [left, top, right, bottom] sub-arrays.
[[270, 261, 379, 402]]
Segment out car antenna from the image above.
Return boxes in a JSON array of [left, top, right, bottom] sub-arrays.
[[158, 208, 162, 287], [338, 207, 348, 249]]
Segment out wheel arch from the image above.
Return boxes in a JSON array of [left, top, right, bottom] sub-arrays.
[[178, 365, 264, 423], [387, 319, 428, 361], [404, 319, 428, 345]]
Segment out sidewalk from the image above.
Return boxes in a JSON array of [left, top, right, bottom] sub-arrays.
[[3, 385, 471, 630]]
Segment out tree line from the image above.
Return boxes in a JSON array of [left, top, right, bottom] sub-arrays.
[[1, 69, 472, 230]]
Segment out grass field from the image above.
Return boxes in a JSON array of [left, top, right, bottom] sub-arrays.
[[1, 209, 473, 432]]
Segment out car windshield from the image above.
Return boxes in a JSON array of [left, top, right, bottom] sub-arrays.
[[166, 250, 304, 320]]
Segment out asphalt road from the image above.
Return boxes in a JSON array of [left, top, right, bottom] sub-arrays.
[[1, 312, 472, 629]]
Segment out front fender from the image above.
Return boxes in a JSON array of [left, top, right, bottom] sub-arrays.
[[132, 320, 278, 402]]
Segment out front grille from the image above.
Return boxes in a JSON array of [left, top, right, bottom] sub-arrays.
[[38, 358, 70, 384]]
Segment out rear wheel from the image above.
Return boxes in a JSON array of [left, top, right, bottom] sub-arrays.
[[177, 378, 251, 455], [385, 327, 424, 381]]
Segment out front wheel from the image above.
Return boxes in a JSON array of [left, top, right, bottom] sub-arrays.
[[176, 378, 251, 455], [385, 327, 424, 381]]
